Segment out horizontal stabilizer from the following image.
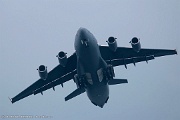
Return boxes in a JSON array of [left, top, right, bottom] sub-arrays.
[[65, 88, 85, 101], [108, 79, 128, 85]]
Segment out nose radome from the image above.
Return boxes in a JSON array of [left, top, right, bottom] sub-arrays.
[[77, 27, 87, 36], [78, 27, 87, 31]]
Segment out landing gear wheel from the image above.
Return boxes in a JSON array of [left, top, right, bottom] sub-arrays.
[[103, 65, 115, 84]]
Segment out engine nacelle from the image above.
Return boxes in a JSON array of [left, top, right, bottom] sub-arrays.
[[130, 37, 141, 52], [38, 65, 48, 80], [107, 37, 117, 52], [57, 51, 67, 67]]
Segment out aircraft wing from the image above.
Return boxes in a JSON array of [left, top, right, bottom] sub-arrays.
[[10, 53, 77, 103], [99, 46, 177, 67]]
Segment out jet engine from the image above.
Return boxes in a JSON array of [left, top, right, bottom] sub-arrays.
[[107, 37, 117, 52], [57, 51, 67, 67], [130, 37, 141, 52], [38, 65, 48, 80]]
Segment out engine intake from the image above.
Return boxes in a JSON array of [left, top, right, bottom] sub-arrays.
[[107, 37, 117, 52], [57, 51, 67, 67], [130, 37, 141, 52], [38, 65, 48, 80]]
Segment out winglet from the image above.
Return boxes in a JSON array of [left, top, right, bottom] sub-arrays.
[[8, 97, 13, 104], [175, 49, 178, 55]]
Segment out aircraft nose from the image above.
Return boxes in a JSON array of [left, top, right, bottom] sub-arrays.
[[77, 27, 87, 37], [77, 27, 89, 47]]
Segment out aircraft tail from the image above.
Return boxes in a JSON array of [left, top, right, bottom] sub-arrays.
[[65, 88, 85, 101], [108, 79, 128, 85]]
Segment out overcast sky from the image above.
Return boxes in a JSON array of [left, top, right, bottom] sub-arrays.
[[1, 0, 180, 120]]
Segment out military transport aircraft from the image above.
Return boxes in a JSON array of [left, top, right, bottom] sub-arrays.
[[10, 28, 177, 108]]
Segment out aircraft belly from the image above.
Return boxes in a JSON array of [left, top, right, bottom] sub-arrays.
[[75, 28, 110, 107], [80, 47, 100, 70], [76, 39, 102, 82], [86, 82, 109, 107]]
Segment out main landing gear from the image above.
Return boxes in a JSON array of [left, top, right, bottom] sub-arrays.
[[74, 74, 87, 88], [103, 65, 115, 84]]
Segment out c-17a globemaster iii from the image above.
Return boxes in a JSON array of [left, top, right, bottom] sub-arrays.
[[10, 28, 177, 108]]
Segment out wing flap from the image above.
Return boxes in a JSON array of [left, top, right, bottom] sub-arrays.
[[106, 55, 154, 67], [33, 70, 76, 95], [99, 46, 177, 66]]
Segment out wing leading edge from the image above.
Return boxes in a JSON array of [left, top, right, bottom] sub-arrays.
[[99, 46, 177, 67], [10, 53, 77, 103], [10, 45, 177, 103]]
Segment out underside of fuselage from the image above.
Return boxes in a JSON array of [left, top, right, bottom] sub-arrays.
[[75, 28, 109, 107], [87, 82, 109, 108]]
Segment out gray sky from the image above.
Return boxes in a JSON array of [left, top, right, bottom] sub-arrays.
[[1, 0, 180, 120]]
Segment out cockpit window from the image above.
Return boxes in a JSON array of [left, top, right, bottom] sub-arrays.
[[81, 39, 89, 47]]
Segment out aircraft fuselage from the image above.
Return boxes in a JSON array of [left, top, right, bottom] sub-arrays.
[[74, 28, 109, 107]]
